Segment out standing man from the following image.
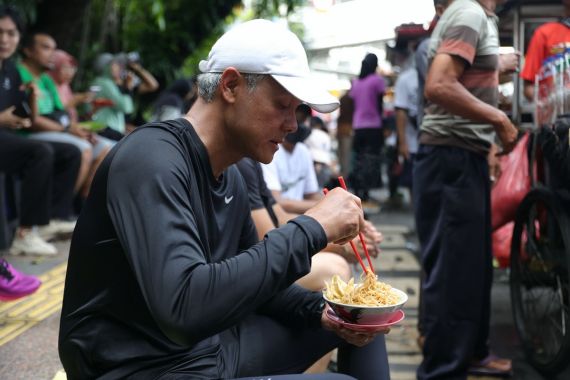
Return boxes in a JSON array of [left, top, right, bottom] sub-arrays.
[[393, 61, 419, 195], [414, 0, 518, 379], [59, 20, 390, 380]]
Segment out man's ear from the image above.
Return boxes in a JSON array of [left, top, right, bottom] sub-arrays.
[[219, 67, 241, 104]]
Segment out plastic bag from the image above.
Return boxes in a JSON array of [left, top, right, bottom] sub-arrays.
[[492, 222, 514, 268], [491, 133, 531, 230]]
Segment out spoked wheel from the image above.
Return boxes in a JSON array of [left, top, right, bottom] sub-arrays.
[[510, 187, 570, 374]]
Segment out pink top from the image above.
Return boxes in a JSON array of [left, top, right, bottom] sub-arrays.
[[349, 74, 385, 129]]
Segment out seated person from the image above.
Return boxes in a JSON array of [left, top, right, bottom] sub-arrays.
[[59, 20, 391, 380], [262, 104, 321, 214], [0, 6, 79, 257], [304, 116, 335, 188], [18, 31, 111, 202], [151, 77, 197, 122], [48, 49, 115, 198]]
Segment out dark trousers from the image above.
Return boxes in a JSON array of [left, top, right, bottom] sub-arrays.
[[0, 129, 81, 223], [349, 128, 384, 200], [413, 145, 492, 380], [151, 313, 391, 380]]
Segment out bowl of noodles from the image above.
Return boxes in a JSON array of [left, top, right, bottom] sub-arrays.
[[323, 271, 407, 325]]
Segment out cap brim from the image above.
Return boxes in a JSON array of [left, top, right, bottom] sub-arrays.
[[272, 75, 339, 113]]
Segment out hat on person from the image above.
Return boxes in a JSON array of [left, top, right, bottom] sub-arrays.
[[198, 19, 339, 113]]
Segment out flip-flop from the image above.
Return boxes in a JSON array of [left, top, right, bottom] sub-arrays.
[[468, 354, 513, 378]]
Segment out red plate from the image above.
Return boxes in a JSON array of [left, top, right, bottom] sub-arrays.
[[325, 308, 405, 332]]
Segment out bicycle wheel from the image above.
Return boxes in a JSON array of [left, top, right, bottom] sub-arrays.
[[510, 187, 570, 374]]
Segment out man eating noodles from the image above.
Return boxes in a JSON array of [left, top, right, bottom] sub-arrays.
[[59, 19, 390, 380]]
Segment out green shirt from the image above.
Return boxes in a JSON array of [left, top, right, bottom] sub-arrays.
[[17, 63, 64, 115], [91, 76, 134, 134]]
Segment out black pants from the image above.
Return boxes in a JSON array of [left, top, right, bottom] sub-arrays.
[[349, 128, 384, 200], [413, 145, 492, 380], [0, 129, 81, 223], [152, 313, 391, 380]]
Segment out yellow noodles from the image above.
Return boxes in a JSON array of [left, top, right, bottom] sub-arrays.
[[324, 271, 400, 307]]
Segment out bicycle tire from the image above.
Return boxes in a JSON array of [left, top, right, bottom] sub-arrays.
[[510, 187, 570, 374]]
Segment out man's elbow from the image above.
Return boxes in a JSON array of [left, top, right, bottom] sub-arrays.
[[425, 81, 448, 105]]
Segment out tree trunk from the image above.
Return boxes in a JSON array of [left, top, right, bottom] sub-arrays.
[[34, 0, 93, 52]]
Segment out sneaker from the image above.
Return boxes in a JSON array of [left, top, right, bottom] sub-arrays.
[[9, 231, 58, 256], [38, 219, 76, 241], [0, 259, 41, 301]]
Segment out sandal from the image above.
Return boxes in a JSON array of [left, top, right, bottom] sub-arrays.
[[468, 354, 513, 378]]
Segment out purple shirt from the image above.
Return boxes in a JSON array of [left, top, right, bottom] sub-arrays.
[[349, 74, 385, 129]]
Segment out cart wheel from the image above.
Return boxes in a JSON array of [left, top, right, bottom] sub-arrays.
[[510, 187, 570, 374]]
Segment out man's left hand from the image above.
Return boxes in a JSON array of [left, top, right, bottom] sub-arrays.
[[321, 307, 389, 346]]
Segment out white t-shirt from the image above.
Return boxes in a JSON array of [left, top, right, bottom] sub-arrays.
[[394, 68, 419, 154], [304, 129, 332, 165], [262, 142, 319, 201]]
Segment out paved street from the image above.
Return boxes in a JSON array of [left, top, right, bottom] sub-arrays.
[[1, 190, 569, 379]]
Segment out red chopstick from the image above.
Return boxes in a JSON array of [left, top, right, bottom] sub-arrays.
[[323, 188, 369, 274], [337, 176, 375, 273]]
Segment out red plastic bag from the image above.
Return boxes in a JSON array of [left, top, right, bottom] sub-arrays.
[[492, 220, 533, 268], [491, 133, 531, 230], [492, 222, 514, 268]]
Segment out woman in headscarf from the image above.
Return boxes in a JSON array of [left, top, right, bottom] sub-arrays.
[[348, 53, 386, 203], [48, 49, 115, 198]]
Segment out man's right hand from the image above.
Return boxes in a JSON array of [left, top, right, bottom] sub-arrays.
[[0, 106, 31, 129], [494, 112, 518, 155], [304, 187, 365, 245]]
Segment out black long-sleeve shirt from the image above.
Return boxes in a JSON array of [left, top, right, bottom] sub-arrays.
[[58, 118, 328, 379]]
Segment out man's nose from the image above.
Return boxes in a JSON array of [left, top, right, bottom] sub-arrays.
[[284, 113, 297, 133]]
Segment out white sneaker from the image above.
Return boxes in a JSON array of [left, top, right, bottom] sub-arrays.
[[9, 232, 58, 256], [38, 219, 76, 240]]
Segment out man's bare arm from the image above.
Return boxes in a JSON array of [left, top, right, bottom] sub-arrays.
[[425, 53, 518, 153]]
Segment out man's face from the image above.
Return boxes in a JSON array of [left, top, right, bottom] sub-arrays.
[[0, 17, 20, 61], [26, 34, 56, 70], [229, 75, 300, 164]]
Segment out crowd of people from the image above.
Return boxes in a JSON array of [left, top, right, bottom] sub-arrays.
[[1, 0, 569, 379], [0, 5, 192, 301]]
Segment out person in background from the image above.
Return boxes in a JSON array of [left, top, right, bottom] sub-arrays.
[[336, 91, 354, 179], [18, 31, 106, 214], [151, 77, 197, 122], [304, 116, 334, 188], [48, 49, 115, 198], [262, 104, 321, 214], [1, 11, 79, 254], [414, 0, 518, 378], [348, 53, 385, 204], [520, 0, 570, 101], [59, 19, 390, 380], [394, 60, 419, 200], [235, 156, 387, 376], [0, 5, 62, 301], [415, 0, 454, 127]]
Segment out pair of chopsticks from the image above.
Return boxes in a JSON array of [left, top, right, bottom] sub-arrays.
[[323, 176, 375, 274]]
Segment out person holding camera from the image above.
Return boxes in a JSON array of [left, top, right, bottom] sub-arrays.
[[90, 52, 158, 140], [0, 5, 80, 264]]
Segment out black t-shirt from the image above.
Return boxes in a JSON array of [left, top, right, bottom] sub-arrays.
[[0, 59, 23, 115], [59, 118, 328, 379], [235, 157, 279, 228]]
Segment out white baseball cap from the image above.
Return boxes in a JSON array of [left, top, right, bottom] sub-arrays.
[[199, 19, 339, 113]]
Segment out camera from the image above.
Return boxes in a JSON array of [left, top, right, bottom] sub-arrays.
[[126, 51, 140, 64]]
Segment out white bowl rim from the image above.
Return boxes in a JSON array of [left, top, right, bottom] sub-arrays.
[[323, 287, 408, 309]]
